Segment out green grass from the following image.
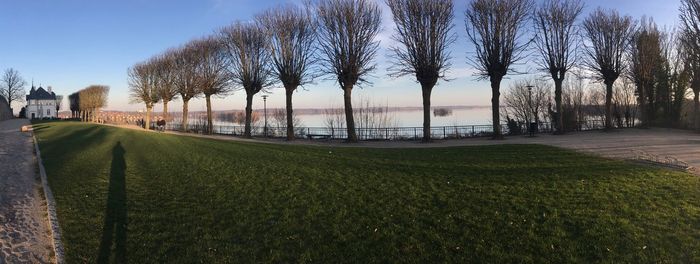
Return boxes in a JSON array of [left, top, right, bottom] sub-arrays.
[[33, 121, 700, 263]]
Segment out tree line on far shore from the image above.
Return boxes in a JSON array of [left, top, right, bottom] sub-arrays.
[[127, 0, 700, 142]]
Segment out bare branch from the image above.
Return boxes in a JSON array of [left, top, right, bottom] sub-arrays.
[[258, 4, 318, 90], [464, 0, 533, 81], [316, 0, 382, 89], [0, 68, 27, 107]]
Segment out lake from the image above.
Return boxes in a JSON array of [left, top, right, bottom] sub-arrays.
[[202, 107, 494, 128], [294, 107, 493, 127]]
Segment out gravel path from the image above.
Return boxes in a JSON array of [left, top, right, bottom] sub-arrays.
[[0, 119, 53, 263]]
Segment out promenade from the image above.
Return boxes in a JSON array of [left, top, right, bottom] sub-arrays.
[[0, 119, 53, 263], [111, 123, 700, 173]]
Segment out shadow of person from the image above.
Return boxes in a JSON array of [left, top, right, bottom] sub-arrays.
[[97, 141, 128, 263]]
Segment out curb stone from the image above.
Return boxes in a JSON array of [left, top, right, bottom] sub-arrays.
[[31, 132, 65, 264]]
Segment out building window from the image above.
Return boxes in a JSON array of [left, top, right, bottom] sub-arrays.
[[47, 109, 51, 115]]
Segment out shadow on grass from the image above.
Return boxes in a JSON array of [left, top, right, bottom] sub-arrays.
[[97, 141, 128, 263]]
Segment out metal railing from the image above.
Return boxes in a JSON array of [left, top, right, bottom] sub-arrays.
[[162, 119, 624, 141]]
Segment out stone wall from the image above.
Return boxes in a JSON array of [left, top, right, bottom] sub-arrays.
[[0, 95, 12, 121]]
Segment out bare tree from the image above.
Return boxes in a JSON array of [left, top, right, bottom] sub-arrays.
[[562, 69, 588, 130], [465, 0, 533, 138], [502, 79, 551, 126], [153, 53, 179, 121], [316, 0, 382, 142], [582, 8, 635, 130], [533, 0, 583, 134], [173, 44, 203, 131], [613, 77, 638, 127], [629, 17, 663, 127], [192, 36, 233, 134], [129, 62, 160, 129], [0, 68, 27, 112], [220, 22, 276, 138], [387, 0, 455, 142], [680, 0, 700, 129], [258, 4, 317, 141], [68, 92, 80, 119]]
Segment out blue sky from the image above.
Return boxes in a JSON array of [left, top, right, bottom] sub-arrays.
[[0, 0, 682, 113]]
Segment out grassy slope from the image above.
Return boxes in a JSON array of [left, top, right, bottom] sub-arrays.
[[33, 121, 700, 263]]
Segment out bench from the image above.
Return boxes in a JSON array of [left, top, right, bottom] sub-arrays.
[[307, 134, 332, 140]]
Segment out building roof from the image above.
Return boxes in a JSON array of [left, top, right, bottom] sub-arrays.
[[26, 86, 56, 101]]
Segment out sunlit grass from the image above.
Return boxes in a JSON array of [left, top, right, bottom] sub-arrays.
[[33, 121, 700, 263]]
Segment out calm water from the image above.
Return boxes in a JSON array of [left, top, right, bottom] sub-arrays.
[[295, 108, 493, 127], [203, 107, 494, 128]]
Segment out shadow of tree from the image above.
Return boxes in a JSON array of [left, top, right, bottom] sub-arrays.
[[97, 141, 128, 263]]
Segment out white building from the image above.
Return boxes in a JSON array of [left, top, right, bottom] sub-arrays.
[[26, 86, 57, 119]]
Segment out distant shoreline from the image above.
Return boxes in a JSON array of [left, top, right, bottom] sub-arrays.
[[88, 105, 491, 115]]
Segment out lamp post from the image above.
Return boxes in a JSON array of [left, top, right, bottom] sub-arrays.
[[526, 85, 535, 136], [261, 95, 268, 137]]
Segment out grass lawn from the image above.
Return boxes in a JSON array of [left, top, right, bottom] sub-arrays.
[[33, 121, 700, 263]]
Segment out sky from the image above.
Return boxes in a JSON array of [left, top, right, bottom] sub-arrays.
[[0, 0, 682, 113]]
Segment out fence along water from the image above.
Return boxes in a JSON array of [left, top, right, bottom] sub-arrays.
[[164, 119, 618, 141]]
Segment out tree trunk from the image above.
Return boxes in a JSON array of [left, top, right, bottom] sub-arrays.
[[163, 101, 169, 122], [343, 86, 357, 142], [421, 84, 433, 142], [694, 90, 699, 130], [490, 76, 503, 139], [145, 105, 152, 130], [554, 78, 564, 134], [285, 88, 295, 141], [182, 99, 190, 132], [244, 93, 254, 138], [605, 82, 614, 130], [205, 94, 213, 135]]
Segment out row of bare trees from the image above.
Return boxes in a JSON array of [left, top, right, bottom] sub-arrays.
[[68, 85, 109, 122], [129, 4, 316, 139], [130, 0, 700, 142], [471, 0, 700, 137], [129, 0, 455, 142]]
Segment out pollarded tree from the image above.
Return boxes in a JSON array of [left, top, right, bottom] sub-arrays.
[[129, 62, 160, 130], [220, 22, 276, 138], [387, 0, 456, 142], [465, 0, 533, 139], [258, 4, 317, 141], [172, 44, 202, 132], [533, 0, 583, 134], [153, 52, 179, 121], [78, 85, 109, 122], [316, 0, 382, 142], [192, 36, 233, 134], [68, 92, 80, 118], [680, 0, 700, 129], [0, 68, 27, 111], [582, 8, 635, 130]]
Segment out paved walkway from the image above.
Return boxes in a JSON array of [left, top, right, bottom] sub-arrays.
[[109, 123, 700, 173], [0, 119, 53, 263]]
